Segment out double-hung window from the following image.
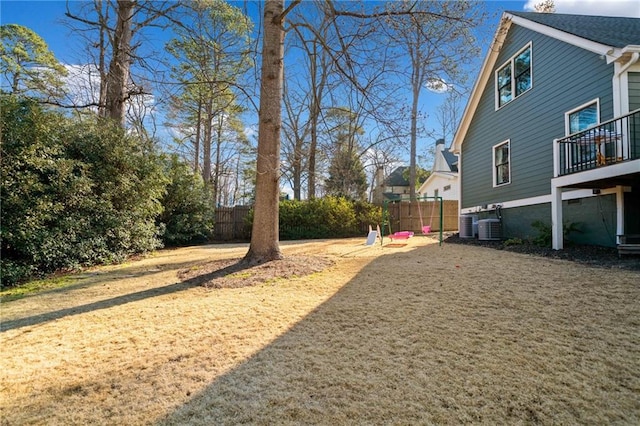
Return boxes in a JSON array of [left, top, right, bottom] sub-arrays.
[[566, 100, 598, 134], [565, 100, 600, 167], [493, 140, 511, 186], [496, 43, 532, 108]]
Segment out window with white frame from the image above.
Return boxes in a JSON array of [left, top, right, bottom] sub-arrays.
[[565, 100, 599, 166], [493, 140, 510, 186], [496, 44, 532, 108], [566, 100, 599, 134]]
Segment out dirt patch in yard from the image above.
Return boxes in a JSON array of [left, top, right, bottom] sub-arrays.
[[446, 233, 640, 270], [1, 236, 639, 425], [178, 255, 334, 288]]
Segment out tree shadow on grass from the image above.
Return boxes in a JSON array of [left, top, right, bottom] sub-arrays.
[[4, 242, 639, 424], [0, 260, 253, 332], [155, 244, 640, 425]]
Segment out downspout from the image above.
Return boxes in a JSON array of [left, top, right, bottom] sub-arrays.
[[551, 138, 562, 250], [613, 51, 639, 116], [455, 150, 462, 234], [612, 51, 639, 243]]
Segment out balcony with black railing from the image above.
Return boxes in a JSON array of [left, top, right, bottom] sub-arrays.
[[554, 109, 640, 179]]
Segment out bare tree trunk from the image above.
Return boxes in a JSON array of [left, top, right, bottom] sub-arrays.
[[306, 37, 327, 200], [105, 0, 134, 125], [283, 78, 305, 201], [409, 47, 423, 202], [98, 0, 108, 117], [243, 0, 285, 264], [292, 141, 303, 200], [192, 96, 203, 173], [308, 103, 319, 199], [202, 100, 213, 185], [233, 154, 241, 205], [214, 114, 223, 206], [290, 19, 329, 200], [409, 77, 420, 202]]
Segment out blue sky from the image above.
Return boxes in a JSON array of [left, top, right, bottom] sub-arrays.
[[2, 1, 638, 66], [2, 0, 638, 173], [0, 2, 529, 127], [2, 1, 530, 65]]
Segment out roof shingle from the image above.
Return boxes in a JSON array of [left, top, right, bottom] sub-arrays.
[[508, 11, 640, 48]]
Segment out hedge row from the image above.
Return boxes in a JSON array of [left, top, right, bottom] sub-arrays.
[[247, 197, 382, 240], [1, 95, 383, 287], [1, 95, 214, 287]]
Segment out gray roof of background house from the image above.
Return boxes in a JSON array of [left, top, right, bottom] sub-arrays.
[[442, 150, 458, 172], [508, 11, 640, 48], [384, 165, 432, 187], [384, 166, 410, 187]]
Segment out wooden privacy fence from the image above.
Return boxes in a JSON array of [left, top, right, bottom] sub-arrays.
[[385, 200, 458, 234], [214, 206, 369, 241], [214, 206, 252, 241], [213, 201, 459, 241]]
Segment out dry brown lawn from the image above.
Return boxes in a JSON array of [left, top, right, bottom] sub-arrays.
[[1, 237, 639, 425]]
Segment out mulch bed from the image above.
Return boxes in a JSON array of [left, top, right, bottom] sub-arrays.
[[445, 234, 640, 271], [178, 255, 335, 289]]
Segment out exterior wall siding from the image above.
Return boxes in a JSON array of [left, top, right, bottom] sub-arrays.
[[564, 194, 617, 247], [419, 174, 459, 201], [460, 25, 615, 210], [630, 72, 640, 111], [473, 194, 617, 247]]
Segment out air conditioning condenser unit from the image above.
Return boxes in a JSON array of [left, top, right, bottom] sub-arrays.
[[478, 218, 502, 241], [459, 215, 478, 238]]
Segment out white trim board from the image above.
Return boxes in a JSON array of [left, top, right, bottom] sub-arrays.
[[460, 187, 620, 214], [552, 159, 640, 188], [508, 15, 615, 60], [452, 12, 632, 155]]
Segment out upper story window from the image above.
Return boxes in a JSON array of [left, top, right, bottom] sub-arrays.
[[566, 99, 599, 135], [493, 140, 511, 187], [443, 185, 451, 191], [496, 43, 532, 109], [564, 99, 600, 167]]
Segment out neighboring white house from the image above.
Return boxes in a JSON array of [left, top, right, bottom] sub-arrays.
[[418, 139, 459, 200]]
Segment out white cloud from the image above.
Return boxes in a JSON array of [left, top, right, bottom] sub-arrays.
[[524, 0, 640, 18], [63, 64, 100, 109], [62, 63, 154, 117], [425, 77, 452, 94], [243, 124, 258, 140]]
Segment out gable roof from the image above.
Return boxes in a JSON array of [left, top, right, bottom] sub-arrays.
[[441, 149, 458, 172], [452, 12, 640, 154], [384, 165, 431, 187], [384, 166, 410, 187], [508, 11, 640, 48]]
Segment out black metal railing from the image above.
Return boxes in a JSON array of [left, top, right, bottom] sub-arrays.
[[555, 109, 640, 177]]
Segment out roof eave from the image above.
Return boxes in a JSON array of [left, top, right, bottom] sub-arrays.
[[452, 13, 513, 154], [452, 12, 625, 155], [615, 45, 640, 64], [509, 14, 615, 57]]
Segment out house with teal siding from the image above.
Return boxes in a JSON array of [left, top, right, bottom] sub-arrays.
[[452, 11, 640, 250]]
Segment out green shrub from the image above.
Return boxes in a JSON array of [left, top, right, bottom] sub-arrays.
[[503, 237, 524, 246], [1, 95, 166, 287], [64, 119, 166, 256], [246, 197, 381, 240], [353, 200, 383, 227], [158, 155, 215, 246], [531, 220, 583, 248], [531, 220, 552, 247]]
